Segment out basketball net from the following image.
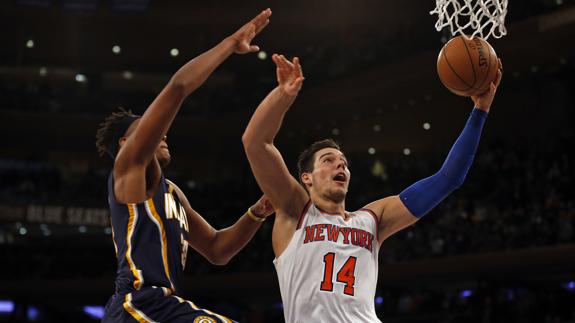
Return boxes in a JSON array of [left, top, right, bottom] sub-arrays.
[[430, 0, 508, 40]]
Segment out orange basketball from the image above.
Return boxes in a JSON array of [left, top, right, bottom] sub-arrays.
[[437, 35, 499, 97]]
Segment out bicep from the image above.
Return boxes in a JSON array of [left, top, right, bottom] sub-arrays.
[[365, 195, 418, 243], [184, 207, 219, 258], [169, 182, 217, 259], [245, 143, 308, 217]]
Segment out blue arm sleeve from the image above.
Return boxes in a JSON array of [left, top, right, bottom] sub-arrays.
[[399, 108, 487, 218]]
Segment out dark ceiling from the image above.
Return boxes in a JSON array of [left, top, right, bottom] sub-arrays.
[[1, 0, 574, 175]]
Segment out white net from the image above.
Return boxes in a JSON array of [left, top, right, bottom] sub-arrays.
[[430, 0, 508, 40]]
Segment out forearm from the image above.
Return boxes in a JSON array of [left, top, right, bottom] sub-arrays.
[[243, 87, 297, 147], [210, 212, 263, 264], [399, 108, 487, 217], [171, 37, 236, 95], [121, 38, 236, 164]]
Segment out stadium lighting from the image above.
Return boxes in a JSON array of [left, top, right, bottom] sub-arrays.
[[83, 306, 105, 319], [123, 71, 133, 80], [75, 74, 87, 83], [27, 306, 39, 321], [0, 300, 14, 313]]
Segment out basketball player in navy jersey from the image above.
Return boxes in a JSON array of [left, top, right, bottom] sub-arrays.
[[242, 54, 502, 322], [95, 9, 274, 323]]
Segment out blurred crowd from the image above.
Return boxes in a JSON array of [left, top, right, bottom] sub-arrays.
[[1, 135, 573, 278]]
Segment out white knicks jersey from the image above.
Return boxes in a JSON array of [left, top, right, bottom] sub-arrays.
[[274, 201, 382, 323]]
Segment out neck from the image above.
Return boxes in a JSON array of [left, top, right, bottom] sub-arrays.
[[145, 158, 162, 193], [311, 193, 346, 215]]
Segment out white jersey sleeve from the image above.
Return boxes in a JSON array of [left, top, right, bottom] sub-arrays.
[[273, 202, 382, 323]]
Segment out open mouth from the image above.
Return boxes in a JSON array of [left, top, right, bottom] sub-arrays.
[[332, 172, 347, 183]]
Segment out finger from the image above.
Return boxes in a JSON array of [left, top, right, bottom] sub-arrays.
[[274, 54, 286, 69], [498, 58, 503, 72], [293, 57, 303, 77], [493, 69, 502, 88], [292, 76, 305, 90], [255, 19, 270, 35], [251, 8, 272, 30], [281, 55, 294, 69], [278, 55, 291, 70], [272, 53, 280, 65], [250, 45, 260, 52]]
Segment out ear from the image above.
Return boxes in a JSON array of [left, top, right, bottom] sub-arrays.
[[118, 137, 127, 147], [301, 172, 312, 187]]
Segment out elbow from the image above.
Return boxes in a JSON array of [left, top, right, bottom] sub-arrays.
[[241, 132, 251, 148], [445, 173, 466, 191], [242, 133, 264, 154], [206, 254, 231, 266], [168, 75, 196, 98]]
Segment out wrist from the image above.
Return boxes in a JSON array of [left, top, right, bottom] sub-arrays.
[[474, 105, 490, 114], [221, 36, 238, 53], [247, 207, 266, 223], [276, 86, 298, 99]]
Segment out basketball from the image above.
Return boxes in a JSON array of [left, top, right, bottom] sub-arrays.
[[437, 35, 499, 97]]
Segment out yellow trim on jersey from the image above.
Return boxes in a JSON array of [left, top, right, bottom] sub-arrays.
[[110, 220, 118, 257], [126, 204, 143, 290], [145, 199, 175, 292], [182, 298, 232, 323], [123, 293, 156, 323]]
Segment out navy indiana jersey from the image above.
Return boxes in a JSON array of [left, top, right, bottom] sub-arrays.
[[108, 172, 189, 296]]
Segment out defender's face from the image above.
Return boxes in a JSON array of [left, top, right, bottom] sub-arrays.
[[305, 147, 350, 203], [155, 136, 171, 167]]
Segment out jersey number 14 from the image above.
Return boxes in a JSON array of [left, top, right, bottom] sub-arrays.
[[320, 252, 357, 296]]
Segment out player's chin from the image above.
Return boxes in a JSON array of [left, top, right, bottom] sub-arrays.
[[327, 189, 347, 203], [157, 154, 171, 168]]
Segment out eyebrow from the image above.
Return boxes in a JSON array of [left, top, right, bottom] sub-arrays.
[[318, 152, 348, 163]]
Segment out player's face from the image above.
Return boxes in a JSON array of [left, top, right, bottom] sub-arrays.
[[309, 148, 350, 203], [154, 135, 171, 167]]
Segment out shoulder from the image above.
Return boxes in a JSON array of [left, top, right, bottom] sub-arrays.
[[164, 179, 190, 205], [362, 195, 397, 220]]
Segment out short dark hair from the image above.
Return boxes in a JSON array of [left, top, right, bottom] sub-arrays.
[[297, 138, 342, 182], [95, 108, 139, 158]]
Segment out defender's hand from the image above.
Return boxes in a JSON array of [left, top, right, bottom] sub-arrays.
[[250, 195, 275, 218], [229, 9, 272, 54], [472, 59, 503, 113], [273, 54, 305, 96]]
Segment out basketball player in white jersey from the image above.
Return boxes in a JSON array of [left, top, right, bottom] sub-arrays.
[[242, 54, 502, 322]]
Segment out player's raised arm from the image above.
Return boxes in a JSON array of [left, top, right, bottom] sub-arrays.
[[242, 54, 308, 216], [117, 9, 272, 169], [366, 63, 503, 244]]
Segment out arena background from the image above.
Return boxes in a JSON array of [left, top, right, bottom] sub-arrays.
[[1, 0, 574, 322]]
